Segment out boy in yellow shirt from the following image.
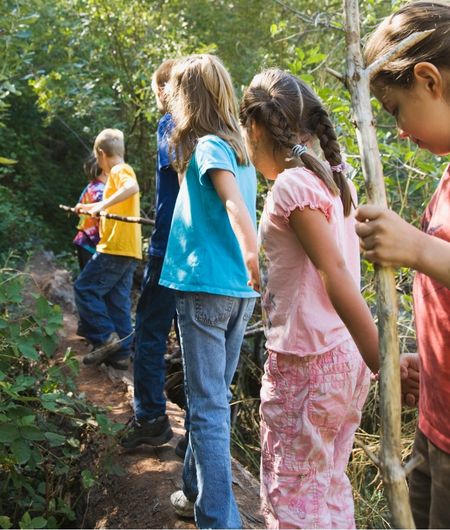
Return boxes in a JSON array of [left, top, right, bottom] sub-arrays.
[[74, 129, 142, 369]]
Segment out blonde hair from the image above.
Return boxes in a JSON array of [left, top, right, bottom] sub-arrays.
[[166, 54, 248, 173], [94, 128, 125, 158], [240, 69, 353, 216], [365, 1, 450, 89]]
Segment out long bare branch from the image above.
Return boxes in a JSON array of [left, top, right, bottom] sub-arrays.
[[59, 204, 154, 226], [366, 29, 434, 80]]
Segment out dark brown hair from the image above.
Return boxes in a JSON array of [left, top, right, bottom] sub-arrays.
[[83, 153, 101, 181], [365, 1, 450, 88], [239, 68, 352, 216]]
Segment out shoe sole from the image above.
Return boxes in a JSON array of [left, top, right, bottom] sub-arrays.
[[83, 342, 121, 366], [121, 426, 174, 449]]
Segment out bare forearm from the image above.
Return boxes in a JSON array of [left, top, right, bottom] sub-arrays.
[[414, 231, 450, 289], [102, 181, 139, 209], [225, 199, 258, 265]]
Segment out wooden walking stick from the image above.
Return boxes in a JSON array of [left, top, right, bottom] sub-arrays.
[[343, 0, 430, 527], [59, 204, 155, 226]]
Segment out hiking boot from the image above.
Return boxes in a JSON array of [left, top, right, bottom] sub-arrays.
[[175, 432, 189, 459], [120, 415, 173, 449], [104, 355, 129, 370], [83, 332, 121, 366], [170, 490, 195, 518]]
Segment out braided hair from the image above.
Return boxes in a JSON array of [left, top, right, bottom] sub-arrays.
[[240, 69, 352, 216]]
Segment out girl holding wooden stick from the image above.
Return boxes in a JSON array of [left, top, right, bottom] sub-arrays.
[[357, 2, 450, 527]]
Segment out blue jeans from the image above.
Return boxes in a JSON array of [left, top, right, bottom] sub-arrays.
[[133, 255, 177, 421], [176, 291, 256, 529], [74, 252, 137, 358]]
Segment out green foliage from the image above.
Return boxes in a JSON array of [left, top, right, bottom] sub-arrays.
[[0, 262, 122, 528], [1, 1, 445, 527]]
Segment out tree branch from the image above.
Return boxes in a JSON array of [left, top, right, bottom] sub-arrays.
[[59, 204, 154, 226], [366, 29, 435, 80]]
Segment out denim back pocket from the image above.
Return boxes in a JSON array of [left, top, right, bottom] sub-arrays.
[[193, 292, 234, 330]]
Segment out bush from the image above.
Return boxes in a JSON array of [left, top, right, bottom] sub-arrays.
[[0, 261, 122, 529]]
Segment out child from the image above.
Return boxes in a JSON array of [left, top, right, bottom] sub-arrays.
[[121, 59, 188, 453], [239, 68, 379, 529], [355, 3, 450, 527], [73, 154, 106, 270], [74, 129, 142, 370], [159, 54, 259, 529]]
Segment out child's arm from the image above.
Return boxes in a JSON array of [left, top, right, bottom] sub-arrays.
[[355, 205, 450, 289], [76, 179, 139, 216], [209, 169, 260, 292], [289, 207, 379, 373]]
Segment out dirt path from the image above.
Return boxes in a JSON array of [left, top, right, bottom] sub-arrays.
[[30, 252, 263, 529]]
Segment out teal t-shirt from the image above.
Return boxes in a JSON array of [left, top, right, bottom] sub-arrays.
[[159, 135, 258, 298]]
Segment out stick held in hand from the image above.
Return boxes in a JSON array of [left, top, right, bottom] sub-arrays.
[[59, 204, 154, 226]]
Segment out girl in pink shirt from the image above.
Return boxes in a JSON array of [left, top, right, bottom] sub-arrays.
[[240, 69, 379, 528]]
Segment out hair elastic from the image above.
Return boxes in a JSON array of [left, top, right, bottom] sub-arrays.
[[291, 143, 307, 158], [330, 162, 346, 173]]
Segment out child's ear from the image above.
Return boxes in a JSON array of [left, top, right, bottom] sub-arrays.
[[413, 62, 444, 99]]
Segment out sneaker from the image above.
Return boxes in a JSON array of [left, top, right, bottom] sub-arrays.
[[175, 432, 189, 459], [120, 415, 173, 449], [170, 490, 195, 518], [83, 332, 121, 366]]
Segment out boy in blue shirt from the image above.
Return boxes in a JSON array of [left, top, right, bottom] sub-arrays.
[[121, 59, 188, 452]]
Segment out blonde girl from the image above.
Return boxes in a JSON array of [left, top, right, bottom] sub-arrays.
[[356, 2, 450, 527], [159, 54, 259, 529], [240, 69, 379, 529]]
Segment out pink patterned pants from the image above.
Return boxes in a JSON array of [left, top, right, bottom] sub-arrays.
[[260, 339, 370, 529]]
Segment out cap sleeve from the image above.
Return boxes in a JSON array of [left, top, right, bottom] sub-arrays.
[[195, 135, 236, 188], [270, 168, 333, 224]]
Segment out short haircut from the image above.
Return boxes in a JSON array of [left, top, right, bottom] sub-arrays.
[[94, 128, 125, 158], [151, 58, 178, 94]]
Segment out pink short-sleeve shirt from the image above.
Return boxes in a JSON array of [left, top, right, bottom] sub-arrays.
[[258, 167, 360, 356]]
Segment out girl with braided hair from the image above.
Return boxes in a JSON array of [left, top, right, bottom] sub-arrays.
[[240, 69, 379, 528]]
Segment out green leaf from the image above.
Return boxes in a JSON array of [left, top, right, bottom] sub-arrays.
[[81, 469, 96, 489], [44, 432, 66, 447], [0, 423, 20, 442], [0, 516, 12, 529], [30, 517, 47, 529], [20, 425, 45, 441], [17, 338, 39, 360], [0, 157, 17, 165], [19, 512, 31, 529], [11, 438, 31, 464]]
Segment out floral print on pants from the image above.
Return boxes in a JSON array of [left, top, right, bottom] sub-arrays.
[[260, 339, 370, 529]]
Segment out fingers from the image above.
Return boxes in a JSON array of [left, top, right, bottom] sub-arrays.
[[355, 204, 384, 222], [404, 392, 418, 408]]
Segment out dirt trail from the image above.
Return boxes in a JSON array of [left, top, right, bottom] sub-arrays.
[[29, 252, 263, 529]]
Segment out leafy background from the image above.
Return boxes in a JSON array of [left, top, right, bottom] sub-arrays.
[[1, 0, 444, 527]]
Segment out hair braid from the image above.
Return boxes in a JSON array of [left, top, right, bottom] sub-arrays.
[[309, 108, 353, 215], [264, 101, 298, 150]]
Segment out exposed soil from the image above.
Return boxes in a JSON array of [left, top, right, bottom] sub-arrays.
[[29, 252, 263, 529]]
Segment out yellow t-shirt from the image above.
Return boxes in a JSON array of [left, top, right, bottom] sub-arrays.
[[96, 163, 142, 260]]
